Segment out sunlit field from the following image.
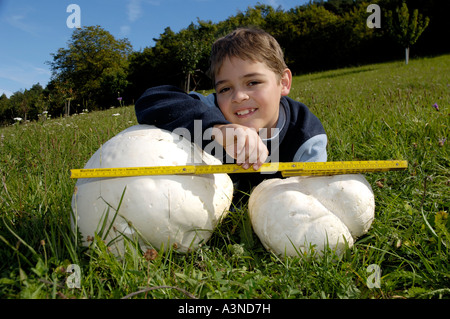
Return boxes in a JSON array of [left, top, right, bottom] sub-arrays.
[[0, 55, 448, 299]]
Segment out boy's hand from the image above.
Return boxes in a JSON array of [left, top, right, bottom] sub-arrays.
[[212, 124, 268, 170]]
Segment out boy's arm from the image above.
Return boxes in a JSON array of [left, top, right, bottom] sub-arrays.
[[135, 85, 231, 145], [293, 134, 328, 162], [278, 97, 328, 163], [135, 85, 267, 169]]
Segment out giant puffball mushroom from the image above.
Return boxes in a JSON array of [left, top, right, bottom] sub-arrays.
[[71, 125, 234, 255], [248, 174, 375, 257]]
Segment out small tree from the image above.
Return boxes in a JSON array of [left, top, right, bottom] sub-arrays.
[[385, 2, 430, 65], [176, 23, 214, 92], [177, 32, 200, 92]]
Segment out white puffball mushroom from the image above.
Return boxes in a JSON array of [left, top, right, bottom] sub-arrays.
[[248, 174, 375, 257], [71, 125, 233, 255]]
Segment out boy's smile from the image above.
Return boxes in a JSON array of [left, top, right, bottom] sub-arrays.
[[214, 57, 291, 137], [236, 108, 256, 117]]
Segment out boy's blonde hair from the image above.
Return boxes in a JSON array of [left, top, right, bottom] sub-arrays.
[[208, 28, 287, 83]]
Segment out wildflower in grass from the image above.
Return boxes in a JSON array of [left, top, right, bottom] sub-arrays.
[[38, 111, 49, 121], [433, 103, 439, 111], [13, 117, 22, 122], [112, 113, 120, 116], [438, 138, 446, 147]]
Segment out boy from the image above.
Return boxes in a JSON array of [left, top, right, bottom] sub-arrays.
[[135, 28, 327, 196]]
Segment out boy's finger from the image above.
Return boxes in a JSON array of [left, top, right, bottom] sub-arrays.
[[243, 137, 266, 170], [259, 142, 269, 162], [235, 128, 247, 154], [236, 147, 249, 165], [253, 141, 269, 170], [239, 134, 261, 166]]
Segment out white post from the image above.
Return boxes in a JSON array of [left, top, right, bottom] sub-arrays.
[[405, 47, 410, 65]]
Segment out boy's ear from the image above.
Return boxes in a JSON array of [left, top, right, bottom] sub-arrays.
[[280, 68, 292, 96]]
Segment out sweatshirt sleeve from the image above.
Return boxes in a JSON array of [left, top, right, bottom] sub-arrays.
[[135, 85, 230, 146], [293, 134, 328, 162]]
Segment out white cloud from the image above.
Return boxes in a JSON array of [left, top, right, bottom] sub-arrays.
[[32, 66, 51, 76], [6, 14, 39, 36], [3, 4, 46, 37], [123, 0, 161, 38], [266, 0, 281, 8], [144, 0, 161, 6], [120, 25, 132, 37], [127, 0, 143, 22], [126, 0, 160, 23], [0, 61, 51, 94]]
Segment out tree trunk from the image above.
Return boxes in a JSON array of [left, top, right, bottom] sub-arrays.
[[405, 47, 410, 65], [185, 73, 191, 93], [66, 98, 71, 116]]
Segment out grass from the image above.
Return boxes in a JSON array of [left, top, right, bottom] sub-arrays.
[[0, 55, 449, 300]]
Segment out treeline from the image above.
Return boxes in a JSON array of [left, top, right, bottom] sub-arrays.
[[0, 0, 448, 126]]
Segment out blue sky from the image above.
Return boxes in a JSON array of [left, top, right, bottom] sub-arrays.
[[0, 0, 309, 97]]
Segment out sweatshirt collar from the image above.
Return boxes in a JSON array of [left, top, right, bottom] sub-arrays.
[[261, 100, 286, 142]]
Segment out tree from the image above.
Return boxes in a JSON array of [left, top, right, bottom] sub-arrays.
[[47, 25, 132, 110], [128, 22, 216, 95], [25, 83, 46, 120], [282, 4, 342, 72], [7, 91, 25, 121], [0, 93, 11, 124], [176, 22, 216, 92], [385, 2, 430, 64], [127, 27, 185, 96]]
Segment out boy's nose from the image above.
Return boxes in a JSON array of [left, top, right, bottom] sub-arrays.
[[232, 90, 249, 103]]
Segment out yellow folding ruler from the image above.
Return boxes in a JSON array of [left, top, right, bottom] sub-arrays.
[[70, 160, 407, 179]]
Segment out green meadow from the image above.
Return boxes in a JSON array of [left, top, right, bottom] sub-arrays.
[[0, 55, 448, 299]]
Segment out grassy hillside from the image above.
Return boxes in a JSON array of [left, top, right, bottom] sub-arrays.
[[0, 55, 448, 300]]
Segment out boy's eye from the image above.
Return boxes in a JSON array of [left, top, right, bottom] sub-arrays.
[[248, 81, 260, 86], [218, 87, 230, 94]]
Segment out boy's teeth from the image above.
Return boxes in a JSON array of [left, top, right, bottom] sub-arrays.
[[236, 109, 255, 116]]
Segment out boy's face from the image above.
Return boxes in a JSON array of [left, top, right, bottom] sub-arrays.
[[214, 57, 291, 136]]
